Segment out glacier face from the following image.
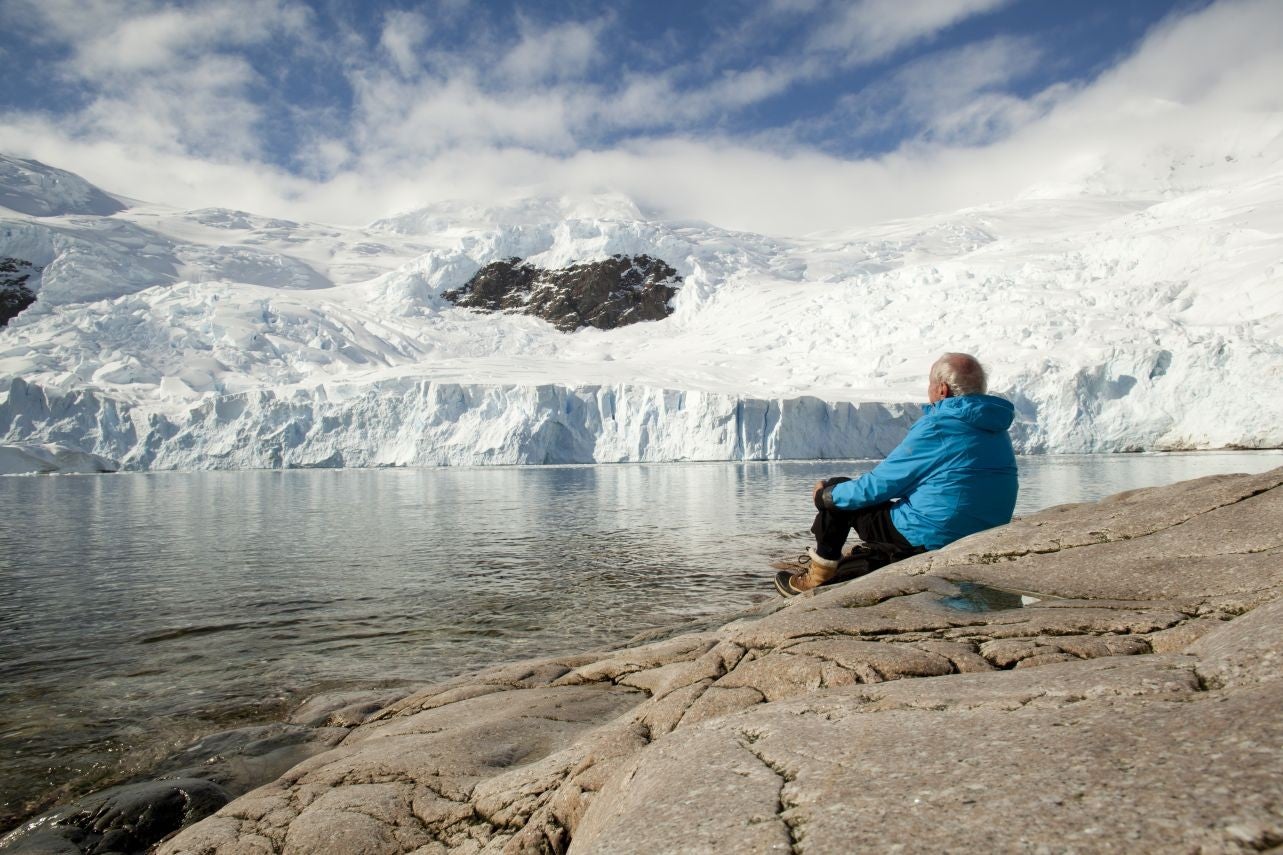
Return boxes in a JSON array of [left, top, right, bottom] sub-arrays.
[[1, 151, 1281, 473], [0, 377, 918, 470]]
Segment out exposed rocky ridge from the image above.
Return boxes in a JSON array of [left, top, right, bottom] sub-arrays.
[[139, 466, 1283, 854], [442, 255, 680, 332], [0, 258, 37, 326]]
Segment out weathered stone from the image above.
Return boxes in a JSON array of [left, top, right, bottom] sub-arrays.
[[910, 639, 994, 673], [635, 679, 715, 736], [371, 654, 602, 721], [591, 673, 1283, 854], [1190, 595, 1283, 689], [136, 466, 1283, 854], [570, 730, 793, 854], [157, 685, 640, 854], [289, 687, 419, 728], [713, 651, 855, 701], [1145, 615, 1227, 652], [678, 686, 766, 727]]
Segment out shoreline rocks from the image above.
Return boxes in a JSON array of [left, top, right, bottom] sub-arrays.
[[0, 689, 417, 855], [145, 466, 1283, 853]]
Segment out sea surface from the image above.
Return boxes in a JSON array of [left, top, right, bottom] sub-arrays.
[[2, 451, 1281, 830]]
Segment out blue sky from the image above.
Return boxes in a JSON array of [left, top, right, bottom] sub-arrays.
[[0, 0, 1278, 233]]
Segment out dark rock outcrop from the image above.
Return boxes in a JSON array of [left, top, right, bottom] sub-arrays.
[[0, 690, 408, 855], [0, 258, 37, 326], [443, 254, 680, 332], [0, 779, 231, 855]]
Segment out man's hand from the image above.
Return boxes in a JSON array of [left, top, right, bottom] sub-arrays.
[[813, 476, 852, 510]]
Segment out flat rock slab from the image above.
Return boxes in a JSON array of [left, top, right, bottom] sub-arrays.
[[152, 466, 1283, 854]]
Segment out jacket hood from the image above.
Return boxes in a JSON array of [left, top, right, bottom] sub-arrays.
[[928, 394, 1015, 433]]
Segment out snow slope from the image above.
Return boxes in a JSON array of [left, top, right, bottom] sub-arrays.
[[1, 149, 1281, 472]]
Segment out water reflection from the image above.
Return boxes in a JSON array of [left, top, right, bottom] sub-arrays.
[[938, 582, 1031, 612]]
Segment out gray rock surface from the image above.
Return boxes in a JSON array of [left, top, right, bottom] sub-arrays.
[[288, 688, 420, 729], [139, 465, 1283, 852]]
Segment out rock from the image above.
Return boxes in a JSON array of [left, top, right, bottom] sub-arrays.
[[0, 779, 230, 855], [1189, 595, 1283, 689], [1, 702, 378, 853], [1, 257, 38, 326], [442, 255, 680, 332], [156, 723, 350, 798], [140, 465, 1283, 853], [288, 688, 418, 728]]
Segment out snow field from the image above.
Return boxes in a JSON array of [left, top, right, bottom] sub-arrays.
[[1, 151, 1281, 472]]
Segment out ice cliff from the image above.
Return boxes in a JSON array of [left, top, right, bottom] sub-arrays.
[[1, 150, 1281, 473], [0, 377, 917, 470]]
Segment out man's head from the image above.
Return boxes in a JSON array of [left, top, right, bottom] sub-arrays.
[[928, 353, 987, 404]]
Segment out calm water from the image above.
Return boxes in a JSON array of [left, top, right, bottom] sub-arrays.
[[2, 451, 1280, 829]]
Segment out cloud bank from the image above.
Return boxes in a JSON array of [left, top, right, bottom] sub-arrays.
[[0, 0, 1280, 235]]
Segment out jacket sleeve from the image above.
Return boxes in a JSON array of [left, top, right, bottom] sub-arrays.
[[825, 419, 943, 510]]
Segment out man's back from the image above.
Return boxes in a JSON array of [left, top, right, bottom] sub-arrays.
[[830, 394, 1018, 550], [888, 394, 1018, 549]]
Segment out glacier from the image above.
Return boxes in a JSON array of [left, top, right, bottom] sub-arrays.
[[1, 149, 1281, 474], [0, 377, 918, 470]]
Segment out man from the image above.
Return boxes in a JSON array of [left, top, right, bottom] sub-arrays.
[[776, 353, 1019, 597]]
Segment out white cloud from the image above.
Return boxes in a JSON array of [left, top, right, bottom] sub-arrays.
[[1, 0, 1280, 238], [828, 35, 1048, 146], [379, 10, 431, 78], [2, 0, 316, 161], [498, 19, 603, 84], [20, 0, 310, 78], [809, 0, 1015, 61]]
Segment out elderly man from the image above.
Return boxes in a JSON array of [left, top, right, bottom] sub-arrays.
[[776, 353, 1019, 597]]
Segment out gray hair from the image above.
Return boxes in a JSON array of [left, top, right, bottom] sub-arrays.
[[931, 353, 988, 396]]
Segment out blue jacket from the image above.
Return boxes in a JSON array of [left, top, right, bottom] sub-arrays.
[[827, 394, 1018, 550]]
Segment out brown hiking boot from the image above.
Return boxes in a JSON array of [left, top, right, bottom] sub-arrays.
[[774, 548, 840, 597]]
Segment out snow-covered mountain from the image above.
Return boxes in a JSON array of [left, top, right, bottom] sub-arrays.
[[1, 148, 1281, 473]]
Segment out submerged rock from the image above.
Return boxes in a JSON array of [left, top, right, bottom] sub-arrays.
[[151, 465, 1283, 853], [154, 723, 349, 797], [0, 779, 230, 855], [443, 254, 681, 332], [0, 691, 413, 855]]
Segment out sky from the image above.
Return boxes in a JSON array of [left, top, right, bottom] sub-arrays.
[[1, 0, 1281, 234]]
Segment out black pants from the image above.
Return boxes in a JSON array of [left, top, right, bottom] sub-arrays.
[[811, 477, 924, 564]]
